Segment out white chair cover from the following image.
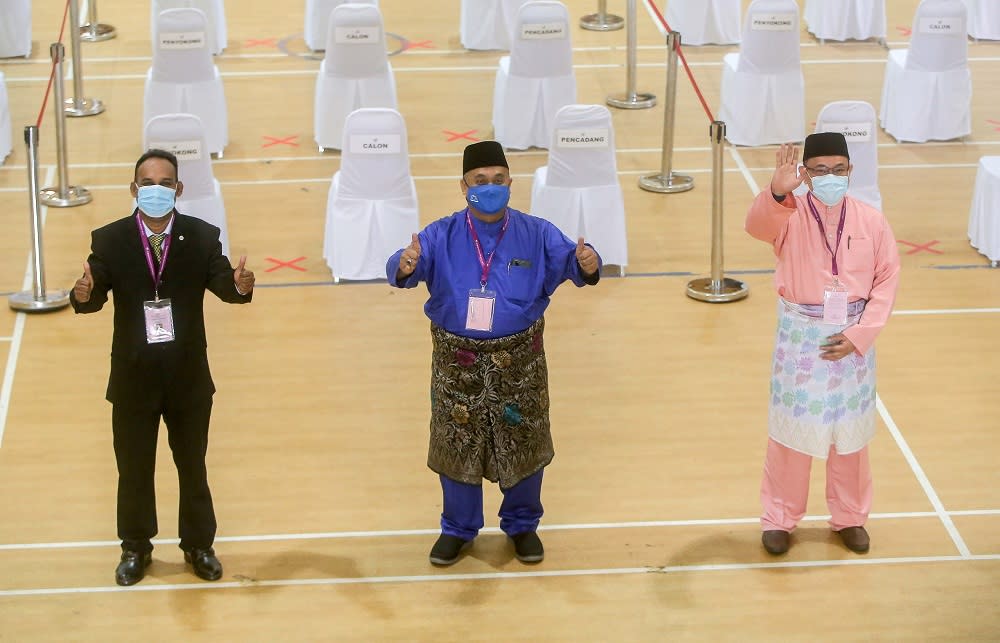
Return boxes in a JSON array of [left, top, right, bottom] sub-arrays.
[[492, 1, 576, 150], [664, 0, 741, 45], [151, 0, 227, 54], [324, 108, 419, 281], [314, 3, 397, 151], [304, 0, 378, 51], [530, 104, 628, 268], [804, 0, 886, 42], [805, 101, 883, 211], [0, 72, 11, 164], [879, 0, 971, 143], [144, 9, 229, 156], [461, 0, 531, 50], [717, 0, 804, 146], [143, 113, 230, 256], [968, 156, 1000, 263], [0, 0, 31, 58], [962, 0, 1000, 40]]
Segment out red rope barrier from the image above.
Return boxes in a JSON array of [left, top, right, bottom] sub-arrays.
[[643, 0, 716, 123], [35, 0, 73, 128]]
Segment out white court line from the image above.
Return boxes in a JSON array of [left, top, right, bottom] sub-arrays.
[[876, 395, 972, 558], [893, 308, 1000, 316], [0, 337, 13, 342], [728, 147, 761, 195], [0, 554, 997, 598]]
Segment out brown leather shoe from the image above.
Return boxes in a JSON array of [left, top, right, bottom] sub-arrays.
[[836, 526, 870, 553], [762, 530, 790, 555]]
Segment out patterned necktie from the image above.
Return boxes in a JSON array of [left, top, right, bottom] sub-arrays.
[[149, 232, 165, 263]]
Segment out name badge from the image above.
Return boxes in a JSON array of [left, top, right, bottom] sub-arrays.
[[466, 289, 496, 332], [823, 283, 849, 326], [144, 299, 176, 344]]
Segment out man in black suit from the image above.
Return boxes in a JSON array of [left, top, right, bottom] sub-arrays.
[[71, 149, 255, 586]]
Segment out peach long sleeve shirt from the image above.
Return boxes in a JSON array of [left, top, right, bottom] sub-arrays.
[[745, 188, 901, 355]]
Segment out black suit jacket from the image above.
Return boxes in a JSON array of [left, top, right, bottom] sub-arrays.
[[71, 211, 252, 409]]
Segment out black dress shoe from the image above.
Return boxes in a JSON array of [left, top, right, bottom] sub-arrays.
[[836, 526, 870, 554], [115, 550, 152, 586], [511, 531, 544, 563], [762, 530, 791, 555], [429, 534, 471, 566], [184, 547, 223, 581]]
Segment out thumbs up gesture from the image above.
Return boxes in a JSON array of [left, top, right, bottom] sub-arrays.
[[73, 261, 94, 303], [233, 255, 255, 294], [398, 233, 422, 277], [575, 238, 598, 277]]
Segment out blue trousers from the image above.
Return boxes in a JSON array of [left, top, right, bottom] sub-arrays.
[[439, 469, 544, 541]]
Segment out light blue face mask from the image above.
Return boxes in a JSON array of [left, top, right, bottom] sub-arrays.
[[809, 174, 849, 206], [465, 183, 510, 215], [136, 184, 176, 217]]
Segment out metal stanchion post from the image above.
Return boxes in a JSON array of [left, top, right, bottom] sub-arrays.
[[606, 0, 655, 109], [639, 31, 693, 193], [65, 0, 105, 116], [686, 121, 749, 303], [40, 43, 93, 207], [80, 0, 117, 42], [580, 0, 624, 31], [9, 126, 71, 312]]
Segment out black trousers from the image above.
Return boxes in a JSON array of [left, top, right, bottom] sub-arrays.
[[112, 397, 216, 554]]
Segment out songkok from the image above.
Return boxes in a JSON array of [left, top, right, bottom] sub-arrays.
[[463, 141, 509, 175], [802, 132, 850, 162]]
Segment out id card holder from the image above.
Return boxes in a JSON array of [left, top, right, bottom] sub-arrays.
[[823, 281, 849, 326], [466, 288, 496, 332], [144, 298, 176, 344]]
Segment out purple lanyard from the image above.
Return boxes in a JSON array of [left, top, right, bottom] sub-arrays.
[[136, 213, 172, 298], [466, 208, 510, 288], [806, 193, 847, 276]]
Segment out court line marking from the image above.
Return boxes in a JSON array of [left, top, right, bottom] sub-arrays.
[[0, 337, 13, 342], [876, 395, 972, 558], [0, 554, 997, 597]]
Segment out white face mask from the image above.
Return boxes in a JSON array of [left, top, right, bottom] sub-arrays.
[[810, 174, 849, 206]]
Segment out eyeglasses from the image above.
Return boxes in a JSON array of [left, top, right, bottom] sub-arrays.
[[804, 165, 850, 177]]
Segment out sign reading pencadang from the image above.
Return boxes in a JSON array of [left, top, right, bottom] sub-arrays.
[[750, 13, 796, 31], [148, 140, 203, 161], [521, 22, 567, 39], [350, 134, 401, 154], [335, 26, 381, 44], [159, 31, 206, 50], [556, 129, 610, 148]]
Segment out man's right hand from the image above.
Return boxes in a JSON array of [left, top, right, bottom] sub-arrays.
[[771, 143, 807, 197], [398, 233, 421, 278], [73, 261, 93, 303]]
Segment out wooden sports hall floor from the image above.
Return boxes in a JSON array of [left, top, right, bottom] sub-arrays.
[[0, 0, 997, 640]]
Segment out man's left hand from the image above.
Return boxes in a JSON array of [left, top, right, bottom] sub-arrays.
[[234, 255, 255, 293], [820, 333, 855, 361], [576, 237, 599, 277]]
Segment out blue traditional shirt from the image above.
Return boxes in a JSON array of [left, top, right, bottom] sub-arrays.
[[387, 208, 601, 338]]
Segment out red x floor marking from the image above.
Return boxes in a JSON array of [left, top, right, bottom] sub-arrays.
[[403, 39, 435, 50], [443, 129, 479, 142], [898, 240, 943, 255], [262, 135, 299, 148], [896, 26, 912, 36], [265, 256, 308, 272], [987, 119, 1000, 132], [245, 38, 277, 48]]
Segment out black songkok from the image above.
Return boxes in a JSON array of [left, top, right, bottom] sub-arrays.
[[463, 141, 509, 175], [802, 132, 850, 162]]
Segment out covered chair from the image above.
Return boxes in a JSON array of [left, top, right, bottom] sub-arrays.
[[879, 0, 971, 143], [143, 113, 230, 256], [0, 72, 11, 164], [492, 1, 576, 150], [461, 0, 530, 50], [0, 0, 31, 58], [664, 0, 741, 46], [530, 104, 627, 271], [804, 0, 886, 43], [313, 3, 397, 152], [151, 0, 227, 55], [323, 108, 419, 281], [717, 0, 804, 147], [968, 156, 1000, 265], [304, 0, 378, 51], [962, 0, 1000, 40], [144, 8, 229, 156]]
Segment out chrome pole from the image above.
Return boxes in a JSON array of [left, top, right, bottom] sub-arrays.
[[65, 0, 105, 117], [40, 43, 92, 207], [686, 121, 749, 303], [9, 126, 70, 312], [639, 30, 694, 193], [80, 0, 117, 42], [580, 0, 624, 31], [606, 0, 655, 109]]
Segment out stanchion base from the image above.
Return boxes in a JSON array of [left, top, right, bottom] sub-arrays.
[[39, 185, 93, 207], [80, 24, 117, 42], [607, 92, 656, 110], [64, 97, 106, 117], [579, 13, 624, 31], [639, 172, 695, 194], [9, 290, 71, 312], [686, 277, 749, 303]]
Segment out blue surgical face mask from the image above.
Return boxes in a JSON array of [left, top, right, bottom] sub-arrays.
[[136, 184, 176, 217], [465, 183, 510, 215], [809, 174, 849, 206]]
